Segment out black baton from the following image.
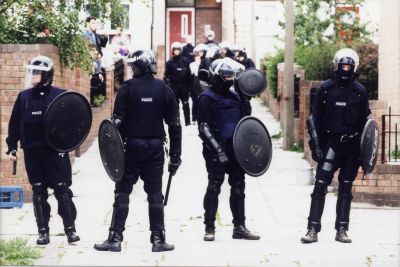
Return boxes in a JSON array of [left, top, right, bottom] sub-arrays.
[[164, 172, 173, 206], [11, 151, 17, 175]]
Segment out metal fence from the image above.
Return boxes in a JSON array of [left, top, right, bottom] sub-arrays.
[[381, 107, 400, 163]]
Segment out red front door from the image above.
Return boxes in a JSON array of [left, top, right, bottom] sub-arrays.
[[167, 9, 194, 60]]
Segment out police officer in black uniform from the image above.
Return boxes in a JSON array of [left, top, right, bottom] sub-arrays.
[[6, 55, 80, 245], [197, 58, 260, 242], [164, 42, 192, 126], [182, 35, 195, 63], [236, 47, 255, 70], [219, 43, 236, 60], [94, 49, 182, 252], [301, 48, 371, 244]]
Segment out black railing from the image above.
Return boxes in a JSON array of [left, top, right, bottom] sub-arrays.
[[381, 107, 400, 163]]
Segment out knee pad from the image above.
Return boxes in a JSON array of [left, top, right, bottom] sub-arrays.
[[312, 180, 328, 199], [54, 183, 73, 200], [231, 181, 245, 198], [207, 180, 223, 195], [338, 181, 353, 199], [32, 183, 47, 197], [148, 192, 163, 204]]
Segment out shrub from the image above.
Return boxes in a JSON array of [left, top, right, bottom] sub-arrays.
[[356, 43, 378, 100], [262, 49, 284, 98], [0, 238, 41, 265]]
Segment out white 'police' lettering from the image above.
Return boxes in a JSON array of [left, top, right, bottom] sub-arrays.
[[335, 102, 346, 107], [32, 111, 42, 115], [141, 98, 153, 102]]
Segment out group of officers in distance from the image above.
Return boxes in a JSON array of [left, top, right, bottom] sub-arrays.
[[164, 30, 255, 127], [6, 24, 372, 253]]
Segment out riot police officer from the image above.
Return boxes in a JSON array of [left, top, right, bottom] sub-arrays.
[[219, 43, 236, 60], [301, 48, 371, 244], [164, 42, 192, 126], [94, 50, 182, 252], [236, 47, 255, 70], [6, 56, 80, 245], [197, 58, 260, 242]]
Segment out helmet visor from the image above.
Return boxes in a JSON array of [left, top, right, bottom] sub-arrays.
[[25, 65, 51, 88]]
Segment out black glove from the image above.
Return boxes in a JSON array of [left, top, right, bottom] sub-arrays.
[[309, 140, 323, 162], [234, 82, 251, 101], [168, 155, 182, 176], [217, 150, 229, 165]]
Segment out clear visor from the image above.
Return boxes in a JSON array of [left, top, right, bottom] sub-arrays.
[[213, 58, 245, 80], [25, 65, 50, 88]]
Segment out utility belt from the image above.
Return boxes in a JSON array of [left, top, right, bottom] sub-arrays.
[[326, 131, 360, 143]]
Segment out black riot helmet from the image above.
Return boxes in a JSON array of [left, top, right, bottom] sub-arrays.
[[219, 42, 235, 59], [127, 49, 157, 76], [209, 58, 245, 90], [25, 55, 54, 88], [333, 48, 359, 81]]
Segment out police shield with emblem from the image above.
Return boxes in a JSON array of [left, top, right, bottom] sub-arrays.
[[44, 91, 92, 152], [98, 119, 125, 182], [360, 119, 379, 177], [233, 116, 273, 177], [236, 68, 267, 97]]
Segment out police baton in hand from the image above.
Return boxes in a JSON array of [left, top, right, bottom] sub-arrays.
[[163, 172, 174, 206], [11, 151, 17, 175], [164, 157, 181, 206]]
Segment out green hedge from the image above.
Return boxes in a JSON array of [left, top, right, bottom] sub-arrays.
[[261, 42, 378, 100], [261, 49, 284, 98]]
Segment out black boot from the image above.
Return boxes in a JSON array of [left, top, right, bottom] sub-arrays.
[[37, 228, 50, 245], [307, 180, 328, 232], [335, 227, 352, 243], [232, 225, 260, 240], [203, 227, 215, 241], [65, 225, 80, 243], [94, 231, 123, 252], [32, 184, 51, 245], [300, 227, 318, 243], [94, 193, 129, 252], [151, 231, 174, 252]]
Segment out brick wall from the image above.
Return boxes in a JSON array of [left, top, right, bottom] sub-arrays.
[[195, 1, 222, 44], [0, 44, 113, 202]]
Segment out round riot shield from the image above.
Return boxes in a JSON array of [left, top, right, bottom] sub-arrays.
[[236, 69, 267, 97], [360, 119, 379, 174], [44, 91, 92, 152], [233, 116, 273, 177], [98, 119, 125, 182]]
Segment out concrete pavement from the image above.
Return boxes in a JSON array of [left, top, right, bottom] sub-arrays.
[[1, 98, 399, 266]]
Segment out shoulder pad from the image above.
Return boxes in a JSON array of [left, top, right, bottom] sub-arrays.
[[320, 79, 336, 89], [352, 81, 366, 94]]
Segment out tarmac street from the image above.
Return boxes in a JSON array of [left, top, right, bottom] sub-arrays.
[[0, 98, 399, 266]]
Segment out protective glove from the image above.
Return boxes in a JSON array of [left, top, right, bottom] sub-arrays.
[[309, 140, 323, 163], [168, 155, 182, 176], [217, 150, 229, 165]]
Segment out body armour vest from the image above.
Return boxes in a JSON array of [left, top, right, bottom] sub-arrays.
[[124, 77, 168, 138], [320, 80, 365, 134], [202, 88, 241, 140], [19, 86, 65, 149]]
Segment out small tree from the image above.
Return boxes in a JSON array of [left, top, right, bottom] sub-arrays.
[[286, 0, 373, 47], [0, 0, 132, 72]]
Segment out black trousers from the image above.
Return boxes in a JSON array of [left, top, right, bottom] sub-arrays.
[[307, 137, 360, 232], [24, 147, 76, 232], [171, 83, 190, 125], [202, 141, 246, 229], [111, 138, 166, 234]]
